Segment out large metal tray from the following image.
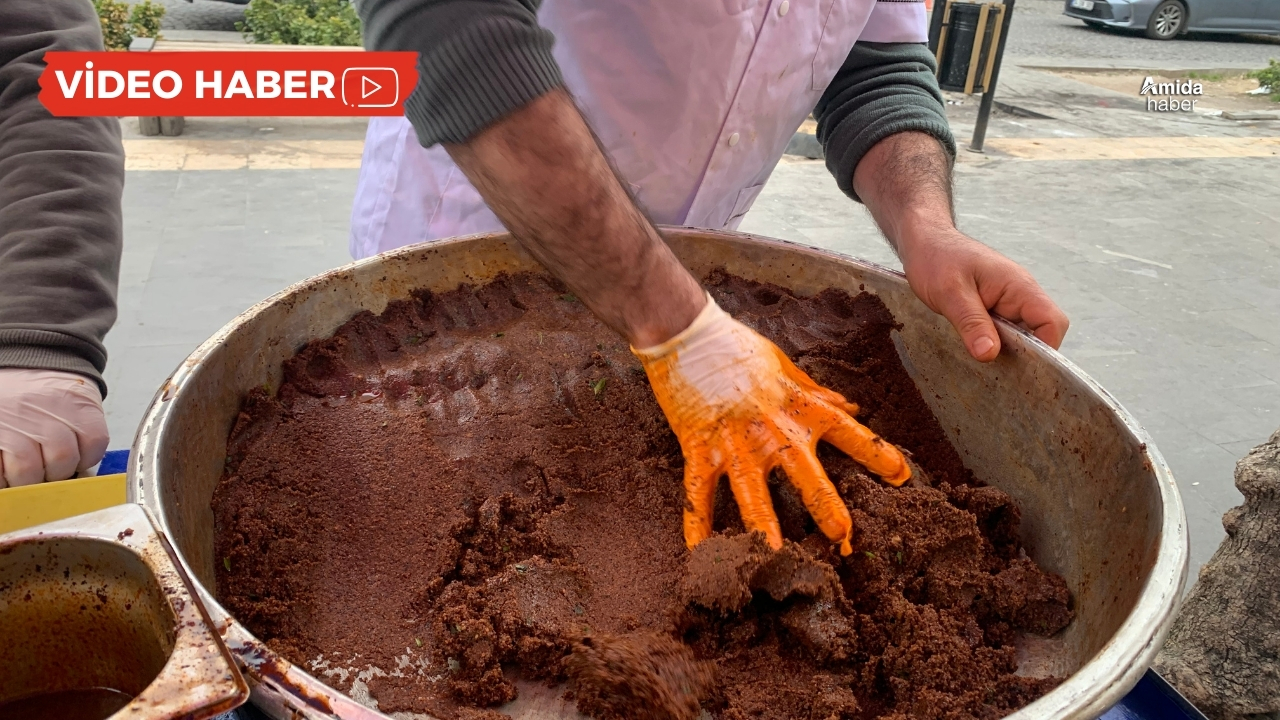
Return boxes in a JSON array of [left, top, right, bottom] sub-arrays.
[[131, 229, 1188, 719]]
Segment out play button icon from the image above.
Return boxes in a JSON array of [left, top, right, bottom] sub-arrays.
[[341, 67, 400, 108]]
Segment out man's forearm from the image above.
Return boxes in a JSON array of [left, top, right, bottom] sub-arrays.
[[852, 131, 954, 258], [445, 89, 705, 348], [357, 0, 563, 148], [854, 130, 1070, 357], [359, 0, 704, 347]]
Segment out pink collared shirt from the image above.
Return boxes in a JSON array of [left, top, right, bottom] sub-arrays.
[[349, 0, 928, 259]]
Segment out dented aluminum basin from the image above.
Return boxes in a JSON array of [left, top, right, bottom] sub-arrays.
[[131, 229, 1188, 720]]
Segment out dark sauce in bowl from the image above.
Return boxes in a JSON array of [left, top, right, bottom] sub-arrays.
[[0, 687, 132, 720]]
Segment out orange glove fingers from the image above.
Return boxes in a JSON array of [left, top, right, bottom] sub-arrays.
[[822, 411, 912, 487], [777, 444, 854, 555], [725, 453, 783, 551], [682, 451, 720, 550], [775, 351, 860, 416]]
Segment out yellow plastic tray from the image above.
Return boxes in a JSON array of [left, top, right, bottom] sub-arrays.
[[0, 474, 127, 535]]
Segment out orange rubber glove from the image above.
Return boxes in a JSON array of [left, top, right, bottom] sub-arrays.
[[634, 295, 910, 555]]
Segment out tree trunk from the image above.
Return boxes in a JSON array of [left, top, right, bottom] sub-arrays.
[[1154, 428, 1280, 720]]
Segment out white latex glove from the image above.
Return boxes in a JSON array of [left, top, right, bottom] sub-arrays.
[[0, 369, 109, 487]]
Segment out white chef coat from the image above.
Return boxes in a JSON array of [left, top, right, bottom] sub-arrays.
[[349, 0, 927, 259]]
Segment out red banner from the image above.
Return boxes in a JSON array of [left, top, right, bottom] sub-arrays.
[[39, 51, 418, 117]]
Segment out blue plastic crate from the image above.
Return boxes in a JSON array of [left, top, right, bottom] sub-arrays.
[[96, 448, 131, 475], [1099, 668, 1210, 720]]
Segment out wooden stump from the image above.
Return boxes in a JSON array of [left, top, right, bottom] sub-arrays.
[[1155, 428, 1280, 720], [138, 116, 184, 137]]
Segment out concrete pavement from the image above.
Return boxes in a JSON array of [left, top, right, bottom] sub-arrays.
[[131, 0, 245, 33]]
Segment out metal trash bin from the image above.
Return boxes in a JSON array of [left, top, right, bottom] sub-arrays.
[[930, 0, 1016, 149], [940, 3, 983, 90], [937, 1, 1006, 94]]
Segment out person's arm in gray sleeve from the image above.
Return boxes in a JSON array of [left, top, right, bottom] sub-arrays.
[[356, 0, 564, 147], [0, 0, 124, 392], [815, 40, 1069, 366], [0, 0, 122, 486], [814, 41, 955, 202]]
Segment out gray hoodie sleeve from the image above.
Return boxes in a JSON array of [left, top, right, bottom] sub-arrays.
[[0, 0, 125, 397], [356, 0, 564, 148], [815, 41, 956, 202]]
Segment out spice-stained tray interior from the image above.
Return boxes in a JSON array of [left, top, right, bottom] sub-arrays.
[[132, 229, 1187, 720]]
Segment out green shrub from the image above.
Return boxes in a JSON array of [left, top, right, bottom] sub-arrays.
[[1250, 60, 1280, 102], [130, 0, 165, 40], [238, 0, 363, 46], [94, 0, 132, 50], [93, 0, 166, 51]]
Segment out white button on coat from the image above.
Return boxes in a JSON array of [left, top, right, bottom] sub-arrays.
[[350, 0, 932, 259]]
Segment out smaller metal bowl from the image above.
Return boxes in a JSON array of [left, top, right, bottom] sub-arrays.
[[0, 504, 249, 719]]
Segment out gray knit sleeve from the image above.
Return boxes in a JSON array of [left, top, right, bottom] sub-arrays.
[[814, 41, 956, 202], [356, 0, 564, 147], [0, 0, 125, 397]]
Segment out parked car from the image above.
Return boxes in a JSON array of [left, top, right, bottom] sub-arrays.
[[1063, 0, 1280, 39]]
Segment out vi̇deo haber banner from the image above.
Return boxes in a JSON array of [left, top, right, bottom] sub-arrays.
[[39, 51, 418, 116]]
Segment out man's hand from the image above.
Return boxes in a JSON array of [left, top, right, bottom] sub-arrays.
[[635, 297, 911, 555], [899, 227, 1069, 361], [854, 132, 1069, 361], [0, 369, 109, 487]]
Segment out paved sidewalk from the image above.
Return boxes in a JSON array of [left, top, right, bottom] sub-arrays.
[[131, 0, 245, 33], [106, 73, 1278, 575], [105, 168, 356, 443], [944, 61, 1280, 152]]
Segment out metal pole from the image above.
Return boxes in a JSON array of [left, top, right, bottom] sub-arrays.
[[969, 0, 1015, 153], [928, 0, 947, 53]]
